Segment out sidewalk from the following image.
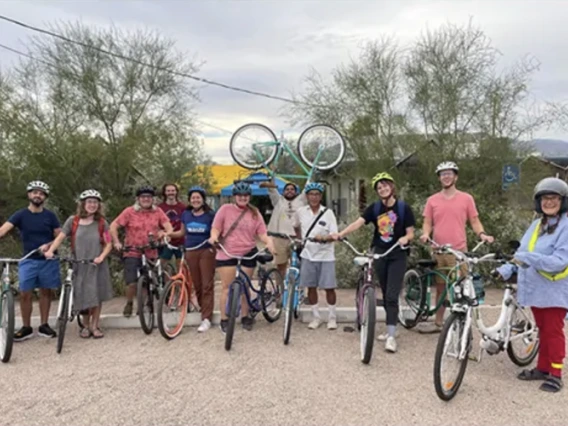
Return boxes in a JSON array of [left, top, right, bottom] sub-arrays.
[[15, 284, 507, 328]]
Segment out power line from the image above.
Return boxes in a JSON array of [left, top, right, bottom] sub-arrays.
[[0, 14, 315, 107]]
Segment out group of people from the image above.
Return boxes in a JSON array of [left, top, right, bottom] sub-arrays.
[[0, 160, 567, 393]]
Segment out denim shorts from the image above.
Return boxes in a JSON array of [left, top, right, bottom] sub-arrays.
[[18, 259, 61, 292]]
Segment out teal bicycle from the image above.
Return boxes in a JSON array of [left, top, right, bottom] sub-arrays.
[[229, 123, 346, 182], [1, 249, 40, 363]]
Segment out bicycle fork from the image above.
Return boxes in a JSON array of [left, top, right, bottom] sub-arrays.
[[57, 269, 74, 321]]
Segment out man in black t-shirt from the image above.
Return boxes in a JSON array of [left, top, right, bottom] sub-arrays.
[[332, 172, 415, 353]]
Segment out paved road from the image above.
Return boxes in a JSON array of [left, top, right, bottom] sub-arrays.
[[2, 313, 566, 426]]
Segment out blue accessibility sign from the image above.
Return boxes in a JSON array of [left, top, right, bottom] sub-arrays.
[[502, 164, 520, 190]]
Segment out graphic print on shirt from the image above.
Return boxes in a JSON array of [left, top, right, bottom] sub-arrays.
[[163, 208, 181, 222], [377, 211, 397, 243], [186, 221, 208, 234]]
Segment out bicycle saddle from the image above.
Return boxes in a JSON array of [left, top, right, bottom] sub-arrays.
[[417, 259, 437, 268], [257, 253, 274, 264]]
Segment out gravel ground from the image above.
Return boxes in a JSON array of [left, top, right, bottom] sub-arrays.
[[2, 311, 567, 426]]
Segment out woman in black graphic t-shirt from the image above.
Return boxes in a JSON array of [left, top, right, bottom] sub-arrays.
[[331, 172, 415, 354]]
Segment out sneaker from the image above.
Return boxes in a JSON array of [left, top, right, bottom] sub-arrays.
[[418, 322, 442, 334], [38, 323, 57, 338], [123, 301, 133, 318], [13, 326, 33, 342], [308, 318, 322, 330], [385, 336, 397, 353], [197, 319, 211, 333], [219, 319, 228, 334], [327, 318, 337, 330], [377, 331, 400, 341], [242, 316, 254, 331]]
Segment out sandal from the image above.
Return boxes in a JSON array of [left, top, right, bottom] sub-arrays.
[[517, 368, 548, 381], [91, 328, 104, 339], [80, 328, 92, 339], [540, 376, 563, 393]]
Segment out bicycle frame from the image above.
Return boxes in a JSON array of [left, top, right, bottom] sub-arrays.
[[252, 139, 323, 182]]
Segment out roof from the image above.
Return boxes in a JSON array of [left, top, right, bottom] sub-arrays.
[[195, 164, 251, 195], [220, 172, 292, 197]]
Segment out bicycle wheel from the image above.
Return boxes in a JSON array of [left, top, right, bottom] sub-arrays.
[[137, 275, 154, 335], [0, 290, 15, 363], [360, 286, 376, 364], [56, 286, 70, 354], [398, 269, 425, 329], [355, 273, 364, 331], [261, 268, 284, 323], [162, 262, 176, 282], [433, 312, 472, 401], [506, 305, 539, 366], [297, 124, 346, 171], [229, 123, 279, 170], [225, 281, 241, 351], [157, 279, 189, 340], [283, 274, 296, 345]]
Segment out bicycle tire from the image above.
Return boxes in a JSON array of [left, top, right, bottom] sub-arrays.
[[0, 290, 15, 363], [297, 124, 346, 171], [398, 269, 425, 329], [225, 281, 241, 351], [355, 273, 364, 331], [157, 279, 188, 340], [229, 123, 279, 170], [361, 286, 376, 364], [137, 275, 154, 335], [506, 305, 540, 366], [261, 268, 284, 323], [433, 312, 471, 401], [56, 286, 70, 354], [283, 274, 296, 345]]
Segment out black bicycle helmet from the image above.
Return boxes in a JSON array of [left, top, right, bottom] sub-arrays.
[[136, 185, 156, 197], [233, 181, 252, 196]]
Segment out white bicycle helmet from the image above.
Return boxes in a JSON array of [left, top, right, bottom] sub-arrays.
[[79, 189, 102, 201], [435, 161, 459, 175], [26, 180, 50, 195]]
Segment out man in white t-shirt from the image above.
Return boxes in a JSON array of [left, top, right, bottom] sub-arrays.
[[261, 180, 307, 278], [293, 182, 338, 330]]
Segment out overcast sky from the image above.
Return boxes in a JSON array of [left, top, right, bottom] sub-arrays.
[[1, 0, 567, 163]]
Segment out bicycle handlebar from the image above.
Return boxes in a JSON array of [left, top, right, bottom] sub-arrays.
[[267, 231, 320, 245], [340, 239, 407, 259], [216, 243, 270, 261], [0, 248, 42, 264], [163, 240, 209, 252]]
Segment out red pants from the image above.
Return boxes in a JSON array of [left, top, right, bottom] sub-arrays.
[[531, 307, 567, 378]]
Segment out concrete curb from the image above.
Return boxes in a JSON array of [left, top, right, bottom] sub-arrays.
[[17, 305, 504, 329]]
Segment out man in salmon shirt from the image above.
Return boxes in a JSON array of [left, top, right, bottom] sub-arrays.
[[418, 161, 494, 333], [110, 185, 173, 317]]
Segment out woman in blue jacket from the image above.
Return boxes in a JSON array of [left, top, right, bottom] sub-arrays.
[[498, 177, 568, 393]]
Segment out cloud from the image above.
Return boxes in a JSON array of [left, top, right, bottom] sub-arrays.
[[1, 0, 567, 165]]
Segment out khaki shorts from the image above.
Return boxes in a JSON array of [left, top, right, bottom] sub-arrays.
[[433, 253, 468, 286], [273, 236, 291, 266]]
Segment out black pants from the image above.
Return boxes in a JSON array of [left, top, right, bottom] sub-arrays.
[[373, 248, 407, 326]]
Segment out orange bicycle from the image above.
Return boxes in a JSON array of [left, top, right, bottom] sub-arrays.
[[157, 240, 209, 340]]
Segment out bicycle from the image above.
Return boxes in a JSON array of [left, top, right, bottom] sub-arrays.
[[216, 243, 283, 351], [340, 239, 406, 364], [432, 246, 539, 401], [398, 238, 484, 329], [267, 232, 312, 345], [157, 240, 209, 340], [122, 234, 169, 334], [229, 123, 346, 182], [0, 249, 40, 363], [53, 257, 96, 354]]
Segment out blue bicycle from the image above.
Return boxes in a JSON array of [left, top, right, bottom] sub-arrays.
[[217, 244, 283, 351], [268, 232, 308, 345]]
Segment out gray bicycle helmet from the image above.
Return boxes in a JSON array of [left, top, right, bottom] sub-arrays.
[[26, 180, 50, 196], [435, 161, 459, 175], [533, 177, 568, 214], [233, 181, 252, 196]]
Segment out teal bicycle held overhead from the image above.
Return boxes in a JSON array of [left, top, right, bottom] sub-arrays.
[[229, 123, 346, 182]]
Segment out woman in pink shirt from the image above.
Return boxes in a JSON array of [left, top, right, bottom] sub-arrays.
[[208, 182, 275, 333]]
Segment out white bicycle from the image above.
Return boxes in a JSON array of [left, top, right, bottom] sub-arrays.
[[433, 245, 539, 401]]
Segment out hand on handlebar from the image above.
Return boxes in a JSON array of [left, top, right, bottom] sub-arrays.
[[479, 233, 495, 244]]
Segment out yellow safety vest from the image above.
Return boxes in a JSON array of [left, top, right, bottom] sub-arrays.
[[528, 221, 568, 281]]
